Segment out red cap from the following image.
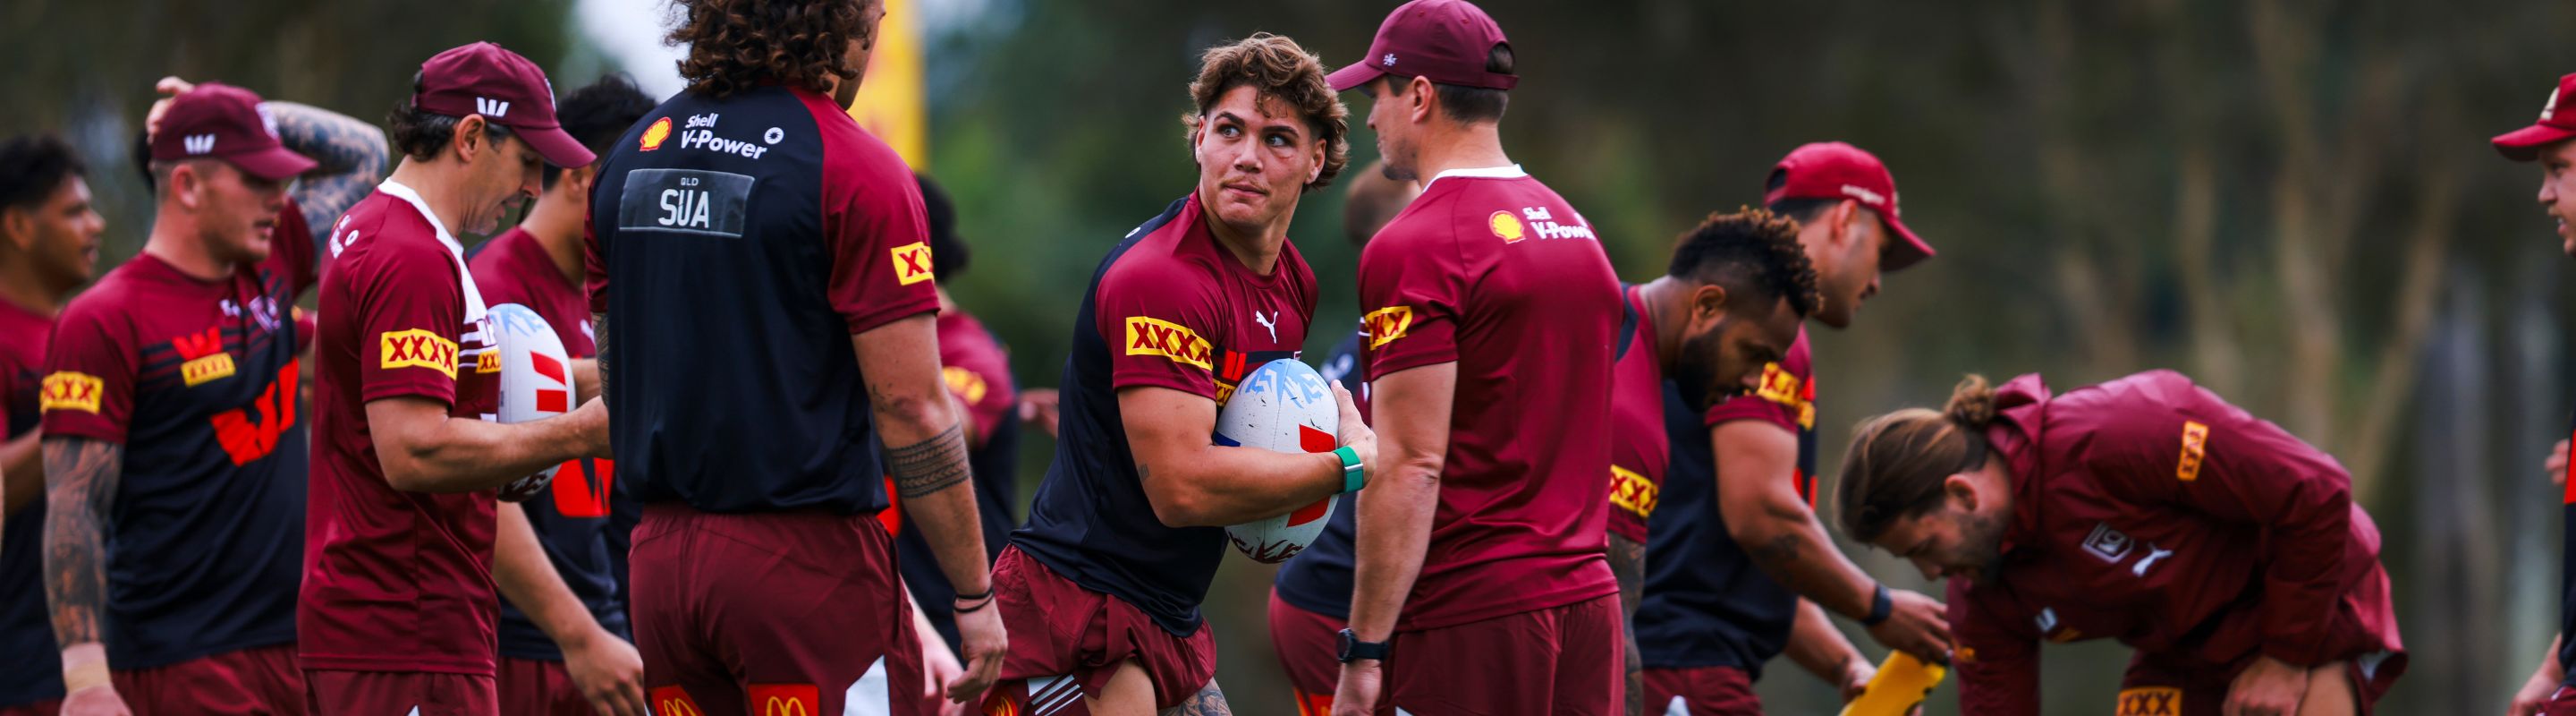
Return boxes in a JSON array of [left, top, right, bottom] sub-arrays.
[[1764, 141, 1935, 272], [149, 83, 318, 181], [1327, 0, 1518, 93], [412, 42, 594, 168], [2494, 73, 2576, 162]]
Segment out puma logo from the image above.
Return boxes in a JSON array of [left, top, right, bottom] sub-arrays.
[[1253, 310, 1278, 344], [2132, 544, 2174, 576]]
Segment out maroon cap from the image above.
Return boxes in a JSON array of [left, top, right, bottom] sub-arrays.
[[1327, 0, 1518, 93], [2494, 73, 2576, 162], [1764, 141, 1935, 272], [413, 42, 594, 167], [149, 83, 318, 181]]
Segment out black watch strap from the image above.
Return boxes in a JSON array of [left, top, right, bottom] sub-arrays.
[[1337, 627, 1391, 663], [1860, 583, 1894, 626]]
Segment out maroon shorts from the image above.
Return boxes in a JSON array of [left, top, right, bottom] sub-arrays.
[[1381, 593, 1623, 716], [113, 644, 304, 715], [0, 701, 57, 716], [980, 547, 1216, 712], [2119, 648, 2404, 716], [303, 669, 497, 715], [498, 657, 591, 716], [2544, 683, 2576, 716], [1266, 588, 1344, 715], [1640, 666, 1759, 716], [630, 504, 925, 716]]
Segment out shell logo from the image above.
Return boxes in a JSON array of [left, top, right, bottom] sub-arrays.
[[1488, 210, 1526, 243], [640, 116, 674, 151]]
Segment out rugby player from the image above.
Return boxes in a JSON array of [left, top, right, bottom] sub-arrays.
[[987, 32, 1368, 715], [467, 73, 653, 716], [1265, 161, 1414, 715], [38, 80, 386, 716], [589, 1, 1005, 712], [0, 134, 105, 716], [1325, 1, 1628, 712], [2495, 72, 2576, 716], [1836, 371, 2407, 715], [1632, 142, 1945, 714], [302, 42, 608, 714]]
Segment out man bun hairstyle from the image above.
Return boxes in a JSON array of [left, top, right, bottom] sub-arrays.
[[1835, 375, 2000, 543], [1182, 32, 1352, 191]]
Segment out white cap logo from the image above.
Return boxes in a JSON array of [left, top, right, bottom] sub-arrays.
[[2545, 87, 2562, 124], [182, 134, 216, 155], [1383, 53, 1397, 67], [256, 104, 281, 139]]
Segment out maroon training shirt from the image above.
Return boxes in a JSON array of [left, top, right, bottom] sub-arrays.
[[1357, 166, 1623, 632], [301, 180, 504, 675], [1606, 284, 1664, 543], [1949, 371, 2404, 713]]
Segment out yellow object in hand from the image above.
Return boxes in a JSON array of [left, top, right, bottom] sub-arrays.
[[1839, 651, 1947, 716]]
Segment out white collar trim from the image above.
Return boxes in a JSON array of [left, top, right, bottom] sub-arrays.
[[1427, 164, 1528, 186], [373, 178, 487, 321]]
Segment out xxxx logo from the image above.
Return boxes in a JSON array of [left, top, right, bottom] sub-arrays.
[[172, 327, 237, 387], [1361, 305, 1412, 349], [1609, 465, 1658, 519], [2114, 686, 2182, 716], [210, 360, 299, 466], [1752, 362, 1815, 429], [747, 683, 819, 716], [649, 686, 704, 716], [892, 242, 936, 286], [379, 328, 459, 379], [1124, 317, 1211, 371], [944, 366, 989, 405], [40, 371, 105, 414], [2176, 421, 2210, 482]]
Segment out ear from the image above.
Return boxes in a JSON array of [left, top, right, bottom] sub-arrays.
[[0, 208, 32, 251], [454, 115, 488, 161], [1945, 472, 1979, 511], [1833, 199, 1864, 247], [1689, 282, 1731, 326], [569, 165, 599, 196], [1308, 139, 1326, 185], [1407, 76, 1436, 124], [1190, 124, 1205, 165], [170, 162, 204, 210]]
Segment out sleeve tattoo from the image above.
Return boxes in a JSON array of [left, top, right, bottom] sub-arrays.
[[1158, 681, 1231, 716], [887, 422, 970, 499], [264, 100, 389, 244], [41, 437, 123, 646], [589, 312, 609, 396]]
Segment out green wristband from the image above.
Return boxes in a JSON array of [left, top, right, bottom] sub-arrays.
[[1335, 446, 1365, 493]]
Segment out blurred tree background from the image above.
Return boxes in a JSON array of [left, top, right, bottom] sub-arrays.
[[9, 0, 2576, 712]]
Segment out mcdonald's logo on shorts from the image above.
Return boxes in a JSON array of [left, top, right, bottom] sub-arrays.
[[650, 686, 705, 716], [749, 683, 820, 716]]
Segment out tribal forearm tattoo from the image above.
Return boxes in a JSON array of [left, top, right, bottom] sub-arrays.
[[1158, 681, 1231, 716], [265, 100, 389, 243], [42, 437, 123, 646], [888, 422, 970, 499], [589, 312, 609, 396]]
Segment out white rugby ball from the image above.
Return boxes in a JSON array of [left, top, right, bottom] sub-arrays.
[[488, 303, 572, 503], [1217, 358, 1341, 564]]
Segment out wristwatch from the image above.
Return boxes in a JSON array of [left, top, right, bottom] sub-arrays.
[[1336, 627, 1391, 663]]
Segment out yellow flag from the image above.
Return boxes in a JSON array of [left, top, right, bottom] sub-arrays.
[[848, 0, 927, 168]]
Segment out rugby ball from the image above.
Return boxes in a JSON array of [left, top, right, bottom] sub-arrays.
[[488, 303, 572, 503], [1216, 358, 1341, 564]]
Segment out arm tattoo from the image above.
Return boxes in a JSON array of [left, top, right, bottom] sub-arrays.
[[589, 312, 609, 396], [887, 422, 970, 499], [1609, 532, 1646, 712], [1751, 533, 1803, 569], [41, 437, 123, 646], [265, 101, 389, 244], [1157, 681, 1230, 716]]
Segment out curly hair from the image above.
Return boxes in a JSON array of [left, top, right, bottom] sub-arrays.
[[1665, 208, 1821, 318], [0, 134, 84, 213], [668, 0, 872, 99], [1180, 33, 1351, 191]]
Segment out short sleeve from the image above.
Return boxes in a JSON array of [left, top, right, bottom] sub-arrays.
[[354, 244, 465, 406], [825, 161, 940, 335], [1355, 224, 1467, 376], [1702, 360, 1802, 431], [1095, 267, 1222, 400], [39, 302, 138, 443]]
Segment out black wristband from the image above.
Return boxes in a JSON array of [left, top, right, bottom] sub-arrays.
[[1860, 583, 1894, 626], [953, 588, 994, 602], [953, 595, 994, 614]]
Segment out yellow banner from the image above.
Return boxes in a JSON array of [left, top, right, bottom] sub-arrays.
[[848, 0, 927, 168]]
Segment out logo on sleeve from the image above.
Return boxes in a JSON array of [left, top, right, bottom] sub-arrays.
[[1361, 306, 1413, 349], [747, 683, 818, 716], [1124, 317, 1212, 371], [649, 686, 704, 716], [639, 116, 674, 151], [2176, 420, 2210, 482], [1752, 362, 1815, 428], [2115, 686, 2182, 716], [379, 328, 460, 379], [1488, 210, 1526, 243], [1609, 465, 1659, 520], [172, 327, 237, 387], [39, 371, 104, 414], [892, 242, 936, 286]]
